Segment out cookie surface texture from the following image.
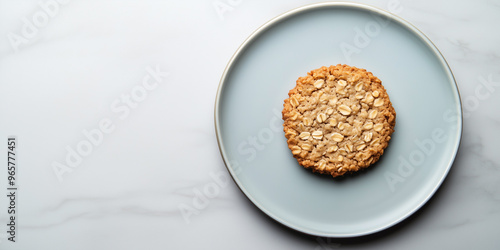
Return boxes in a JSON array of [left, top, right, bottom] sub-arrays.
[[282, 64, 396, 177]]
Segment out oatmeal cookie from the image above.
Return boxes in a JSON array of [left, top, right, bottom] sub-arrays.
[[282, 64, 396, 177]]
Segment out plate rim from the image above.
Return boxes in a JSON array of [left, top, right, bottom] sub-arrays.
[[214, 1, 463, 237]]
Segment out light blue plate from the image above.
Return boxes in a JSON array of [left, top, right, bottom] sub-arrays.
[[214, 2, 462, 237]]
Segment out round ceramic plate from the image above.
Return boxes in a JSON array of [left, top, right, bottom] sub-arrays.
[[214, 2, 462, 237]]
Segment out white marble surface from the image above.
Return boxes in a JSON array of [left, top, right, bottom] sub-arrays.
[[0, 0, 499, 249]]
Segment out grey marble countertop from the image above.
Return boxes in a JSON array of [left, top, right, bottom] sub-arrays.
[[0, 0, 499, 249]]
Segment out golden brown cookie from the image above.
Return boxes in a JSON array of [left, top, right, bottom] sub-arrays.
[[282, 64, 396, 177]]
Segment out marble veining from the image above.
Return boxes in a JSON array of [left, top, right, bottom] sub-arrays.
[[0, 0, 499, 249]]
